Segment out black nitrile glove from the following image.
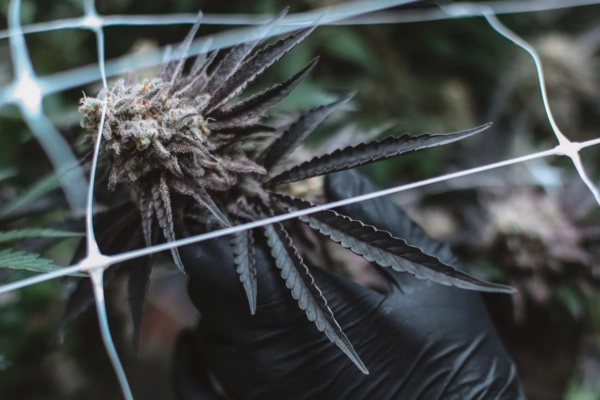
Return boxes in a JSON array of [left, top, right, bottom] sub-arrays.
[[174, 169, 524, 400]]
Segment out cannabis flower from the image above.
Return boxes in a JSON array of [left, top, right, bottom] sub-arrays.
[[80, 18, 317, 270]]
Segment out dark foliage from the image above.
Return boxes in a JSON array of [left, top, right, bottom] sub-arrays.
[[68, 15, 513, 371]]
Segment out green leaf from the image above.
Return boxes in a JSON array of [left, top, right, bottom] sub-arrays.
[[0, 167, 18, 184], [322, 27, 380, 75], [0, 248, 86, 277], [0, 174, 61, 218], [558, 285, 585, 321], [0, 229, 83, 244]]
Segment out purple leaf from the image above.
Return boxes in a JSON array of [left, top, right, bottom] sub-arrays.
[[222, 156, 267, 175], [204, 9, 289, 96], [162, 13, 203, 86], [274, 193, 514, 294], [151, 174, 185, 272], [230, 229, 257, 314], [211, 124, 275, 135], [170, 179, 230, 227], [268, 123, 492, 185], [263, 222, 368, 374], [262, 92, 355, 170], [205, 26, 317, 113], [204, 42, 257, 96], [209, 58, 318, 130], [138, 190, 154, 247]]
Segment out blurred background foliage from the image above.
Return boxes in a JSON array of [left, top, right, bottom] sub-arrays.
[[1, 0, 600, 399]]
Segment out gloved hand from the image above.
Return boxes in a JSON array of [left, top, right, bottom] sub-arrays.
[[173, 169, 524, 400]]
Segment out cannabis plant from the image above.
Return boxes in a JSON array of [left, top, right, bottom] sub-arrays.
[[69, 16, 514, 372]]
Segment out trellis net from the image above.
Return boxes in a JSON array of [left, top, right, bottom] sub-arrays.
[[0, 0, 599, 398]]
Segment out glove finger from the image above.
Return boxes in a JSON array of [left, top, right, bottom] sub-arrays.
[[184, 227, 365, 330], [324, 171, 499, 335], [172, 330, 227, 400], [180, 229, 291, 313], [180, 234, 241, 296], [193, 260, 525, 400], [193, 263, 382, 399]]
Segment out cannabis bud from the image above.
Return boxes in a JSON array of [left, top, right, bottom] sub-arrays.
[[74, 15, 513, 373]]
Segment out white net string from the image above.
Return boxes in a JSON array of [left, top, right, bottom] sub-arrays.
[[1, 0, 599, 40], [1, 0, 600, 398]]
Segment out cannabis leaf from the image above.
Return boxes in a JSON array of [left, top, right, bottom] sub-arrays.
[[231, 229, 257, 314], [204, 9, 289, 96], [0, 248, 85, 277], [262, 92, 355, 171], [162, 13, 203, 87], [0, 229, 83, 244], [209, 58, 319, 129], [151, 174, 184, 272], [206, 25, 317, 113], [263, 223, 368, 374], [0, 174, 60, 218], [274, 194, 514, 293], [268, 123, 492, 185], [0, 229, 84, 278]]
